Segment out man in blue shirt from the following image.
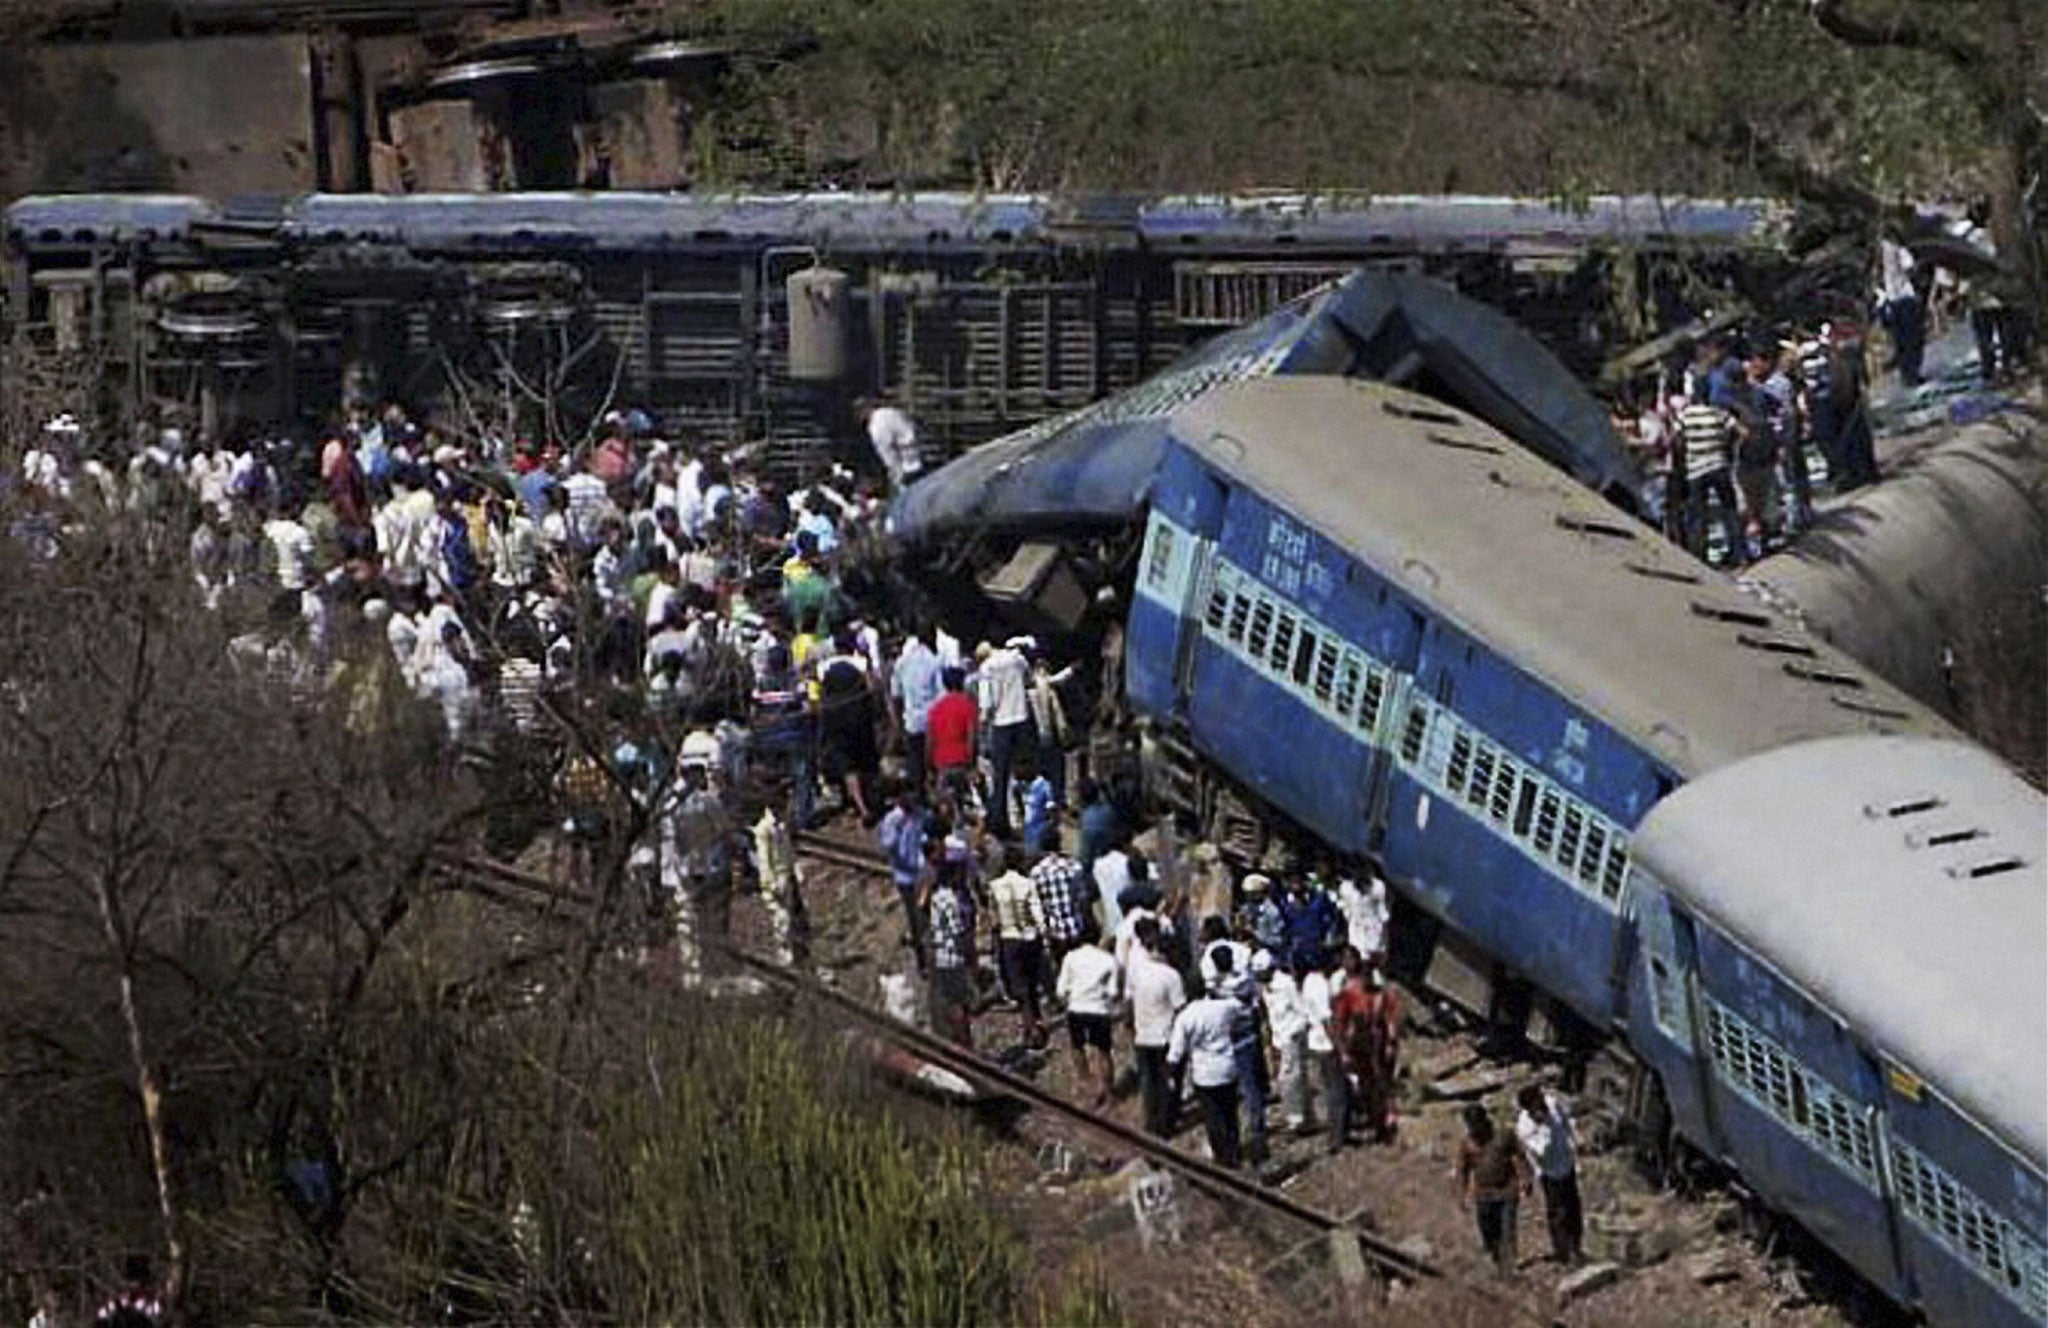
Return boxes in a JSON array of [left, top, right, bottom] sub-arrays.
[[1277, 872, 1341, 974], [877, 784, 931, 970], [889, 626, 944, 791], [1075, 778, 1121, 876]]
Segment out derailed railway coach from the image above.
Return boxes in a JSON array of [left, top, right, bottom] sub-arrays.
[[1630, 737, 2046, 1328], [1124, 377, 2044, 1327]]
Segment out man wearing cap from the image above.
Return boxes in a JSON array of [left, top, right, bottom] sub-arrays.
[[1240, 873, 1285, 954]]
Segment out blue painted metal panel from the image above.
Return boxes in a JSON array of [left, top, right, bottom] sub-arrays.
[[1427, 634, 1663, 829], [1380, 766, 1620, 1022], [1884, 1077, 2048, 1328], [1691, 926, 1909, 1300], [1184, 641, 1372, 850], [892, 267, 1644, 542]]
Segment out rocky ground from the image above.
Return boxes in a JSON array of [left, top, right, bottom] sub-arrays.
[[752, 822, 1903, 1328]]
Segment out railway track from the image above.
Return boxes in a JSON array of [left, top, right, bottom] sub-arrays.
[[433, 848, 1451, 1292]]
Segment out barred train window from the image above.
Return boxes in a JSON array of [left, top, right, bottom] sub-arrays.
[[1228, 590, 1252, 643], [1399, 704, 1430, 764], [1579, 822, 1608, 888], [1446, 733, 1473, 795], [1601, 845, 1628, 899], [1359, 669, 1387, 733], [1533, 789, 1561, 854], [1334, 652, 1362, 717], [1313, 640, 1339, 703], [1489, 763, 1517, 823], [1558, 805, 1584, 870], [1468, 748, 1496, 810], [1205, 568, 1232, 630], [1892, 1142, 2048, 1316], [1247, 598, 1274, 657], [1147, 523, 1175, 588], [1271, 612, 1297, 674]]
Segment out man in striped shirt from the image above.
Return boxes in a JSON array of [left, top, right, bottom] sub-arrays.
[[1677, 341, 1746, 565]]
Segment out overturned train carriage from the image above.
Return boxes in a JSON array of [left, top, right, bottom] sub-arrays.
[[1120, 376, 2042, 1327], [3, 191, 1777, 470]]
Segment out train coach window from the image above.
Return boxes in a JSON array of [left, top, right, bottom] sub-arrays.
[[1334, 652, 1362, 717], [1312, 639, 1338, 702], [1446, 733, 1473, 796], [1359, 669, 1389, 735], [1292, 628, 1318, 686], [1488, 763, 1518, 825], [1247, 598, 1274, 658], [1512, 781, 1537, 837], [1558, 805, 1585, 868], [1205, 568, 1233, 630], [1467, 746, 1497, 811], [1399, 704, 1431, 765], [1579, 822, 1609, 889], [1532, 788, 1561, 853], [1271, 613, 1298, 674], [1602, 846, 1629, 899], [1227, 588, 1253, 644]]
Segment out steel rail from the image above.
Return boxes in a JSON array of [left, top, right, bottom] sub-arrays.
[[437, 849, 1442, 1285]]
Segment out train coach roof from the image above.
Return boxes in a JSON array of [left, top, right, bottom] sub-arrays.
[[1633, 736, 2047, 1168], [1169, 377, 1952, 777]]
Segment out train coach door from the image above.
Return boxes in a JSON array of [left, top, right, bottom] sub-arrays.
[[1171, 473, 1231, 706], [1364, 605, 1431, 848]]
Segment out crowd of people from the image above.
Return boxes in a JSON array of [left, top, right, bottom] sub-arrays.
[[12, 383, 1597, 1293], [1616, 324, 1877, 568]]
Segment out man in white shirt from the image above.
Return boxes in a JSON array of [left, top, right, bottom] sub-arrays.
[[1168, 981, 1243, 1168], [1055, 931, 1121, 1107], [1515, 1084, 1584, 1265], [1301, 958, 1342, 1150], [1092, 845, 1132, 936], [1335, 868, 1392, 968], [262, 507, 316, 591], [1257, 951, 1316, 1134], [864, 400, 923, 490], [374, 469, 438, 592], [973, 639, 1033, 839], [1125, 917, 1187, 1140]]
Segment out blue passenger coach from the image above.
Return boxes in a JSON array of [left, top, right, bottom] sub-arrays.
[[1629, 737, 2046, 1328], [1127, 376, 1947, 1030], [1122, 376, 2038, 1328]]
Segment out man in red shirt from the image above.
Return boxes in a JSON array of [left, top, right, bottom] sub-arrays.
[[1328, 945, 1401, 1145], [924, 667, 978, 803]]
